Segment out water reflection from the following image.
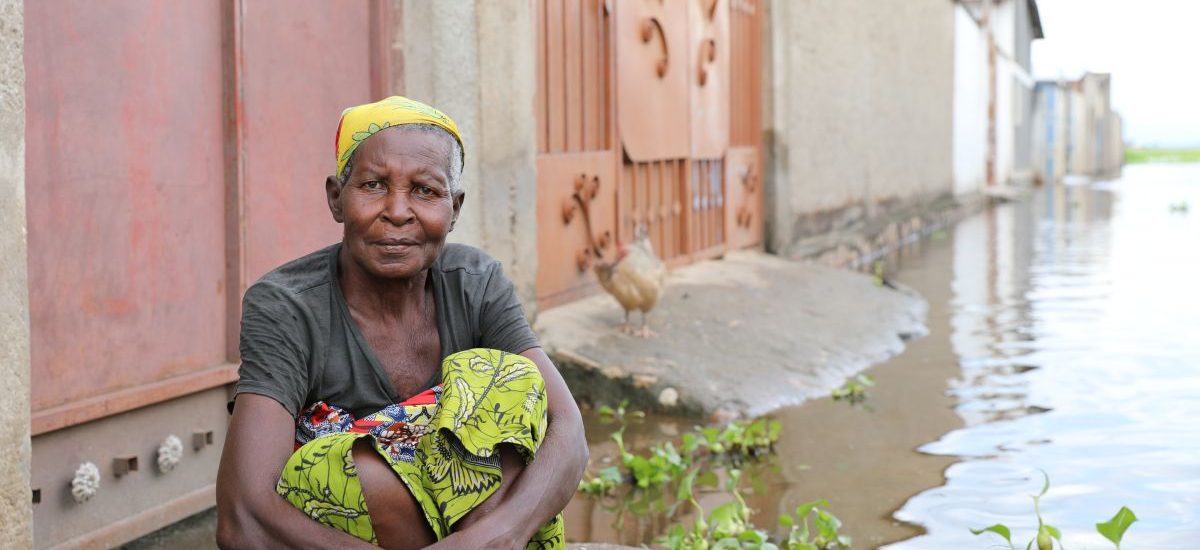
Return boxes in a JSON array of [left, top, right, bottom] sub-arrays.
[[891, 163, 1200, 549], [566, 164, 1200, 549]]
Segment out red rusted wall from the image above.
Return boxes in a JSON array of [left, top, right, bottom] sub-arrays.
[[25, 1, 228, 413], [240, 1, 369, 282]]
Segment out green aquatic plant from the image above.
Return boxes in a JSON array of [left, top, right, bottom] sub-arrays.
[[831, 375, 874, 404], [659, 468, 779, 550], [970, 471, 1138, 550], [659, 469, 850, 550], [577, 465, 623, 496], [583, 403, 840, 549], [777, 499, 851, 550], [582, 400, 784, 494], [597, 399, 646, 425], [1095, 506, 1138, 550]]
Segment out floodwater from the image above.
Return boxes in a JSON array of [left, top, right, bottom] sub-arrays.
[[565, 163, 1200, 549]]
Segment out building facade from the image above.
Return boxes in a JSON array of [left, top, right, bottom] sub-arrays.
[[953, 0, 1043, 193]]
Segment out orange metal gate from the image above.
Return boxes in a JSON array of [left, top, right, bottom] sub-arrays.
[[534, 0, 764, 308], [24, 1, 393, 546]]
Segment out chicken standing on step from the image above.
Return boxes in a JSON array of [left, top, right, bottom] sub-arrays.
[[594, 226, 666, 337]]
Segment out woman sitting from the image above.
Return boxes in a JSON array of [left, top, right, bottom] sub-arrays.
[[215, 96, 588, 550]]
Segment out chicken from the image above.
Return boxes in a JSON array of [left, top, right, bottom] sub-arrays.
[[594, 225, 666, 337]]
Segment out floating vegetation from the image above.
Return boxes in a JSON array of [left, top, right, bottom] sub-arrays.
[[580, 400, 783, 496], [970, 470, 1138, 550], [831, 374, 875, 404], [581, 402, 851, 549]]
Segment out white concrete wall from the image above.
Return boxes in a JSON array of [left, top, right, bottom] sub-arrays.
[[996, 60, 1015, 185], [764, 0, 955, 248], [0, 0, 31, 544], [1067, 87, 1087, 175], [953, 3, 987, 195]]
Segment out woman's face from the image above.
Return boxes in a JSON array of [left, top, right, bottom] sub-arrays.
[[327, 128, 464, 281]]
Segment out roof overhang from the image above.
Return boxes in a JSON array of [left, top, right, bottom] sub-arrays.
[[1028, 0, 1045, 39]]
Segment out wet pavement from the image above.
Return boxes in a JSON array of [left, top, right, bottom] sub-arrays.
[[536, 250, 928, 420], [566, 163, 1200, 549]]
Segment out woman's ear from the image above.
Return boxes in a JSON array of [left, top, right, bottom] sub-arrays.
[[325, 176, 344, 223], [450, 192, 466, 231]]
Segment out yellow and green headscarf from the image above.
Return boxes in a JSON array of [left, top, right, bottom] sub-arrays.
[[334, 96, 464, 178]]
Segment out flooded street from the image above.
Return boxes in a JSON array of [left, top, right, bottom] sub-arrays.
[[566, 163, 1200, 549]]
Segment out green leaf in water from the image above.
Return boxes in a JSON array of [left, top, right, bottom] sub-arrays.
[[1096, 506, 1137, 549], [677, 467, 698, 502], [795, 499, 830, 522], [970, 523, 1015, 550]]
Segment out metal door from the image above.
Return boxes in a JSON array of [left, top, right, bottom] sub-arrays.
[[534, 0, 763, 307], [25, 1, 390, 546]]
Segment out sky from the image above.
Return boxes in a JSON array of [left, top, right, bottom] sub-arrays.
[[1032, 0, 1200, 147]]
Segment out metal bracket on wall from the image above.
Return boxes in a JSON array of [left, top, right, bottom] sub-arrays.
[[561, 173, 611, 272], [736, 164, 757, 228], [113, 456, 139, 477], [640, 17, 670, 78], [193, 430, 215, 451]]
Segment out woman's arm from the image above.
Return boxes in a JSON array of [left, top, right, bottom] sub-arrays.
[[215, 394, 379, 550], [430, 347, 589, 549]]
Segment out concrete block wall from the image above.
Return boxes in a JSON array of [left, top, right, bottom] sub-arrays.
[[0, 0, 32, 545], [763, 0, 956, 252], [397, 0, 540, 311]]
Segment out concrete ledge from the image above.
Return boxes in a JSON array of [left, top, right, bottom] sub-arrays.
[[536, 251, 927, 420]]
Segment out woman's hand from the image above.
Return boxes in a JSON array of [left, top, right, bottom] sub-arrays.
[[428, 514, 525, 550]]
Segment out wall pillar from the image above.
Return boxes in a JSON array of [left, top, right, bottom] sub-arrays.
[[0, 0, 32, 545], [397, 0, 539, 309]]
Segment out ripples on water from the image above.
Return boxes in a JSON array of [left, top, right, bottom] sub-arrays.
[[566, 164, 1200, 549], [889, 164, 1200, 549]]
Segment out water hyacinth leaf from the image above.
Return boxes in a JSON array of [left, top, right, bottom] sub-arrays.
[[969, 524, 1014, 549], [815, 509, 842, 541], [1096, 506, 1137, 547], [1043, 523, 1061, 541], [598, 466, 622, 484], [711, 539, 741, 550], [697, 470, 720, 488], [677, 468, 698, 502], [768, 419, 782, 440], [795, 499, 829, 521], [708, 501, 744, 539]]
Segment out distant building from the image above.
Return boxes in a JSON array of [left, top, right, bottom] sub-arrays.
[[1032, 80, 1069, 183], [1032, 73, 1124, 182], [953, 0, 1044, 193]]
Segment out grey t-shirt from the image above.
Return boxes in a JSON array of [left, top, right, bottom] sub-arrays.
[[233, 243, 539, 418]]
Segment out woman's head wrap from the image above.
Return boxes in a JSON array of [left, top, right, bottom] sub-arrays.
[[334, 96, 464, 179]]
